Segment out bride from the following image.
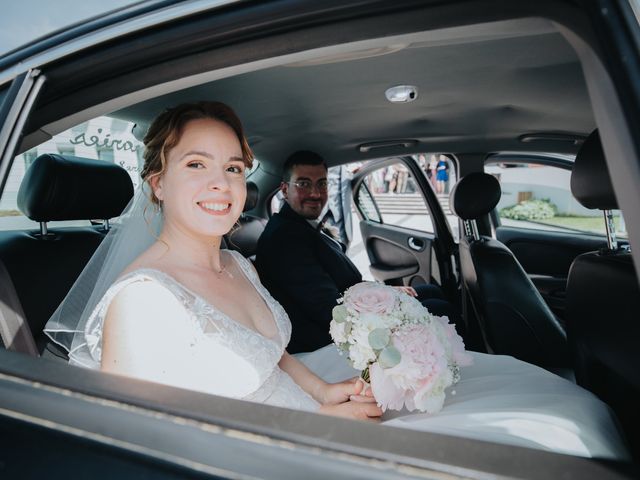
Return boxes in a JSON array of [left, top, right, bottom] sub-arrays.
[[47, 101, 381, 420], [46, 101, 629, 460]]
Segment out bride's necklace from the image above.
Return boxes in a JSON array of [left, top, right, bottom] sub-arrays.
[[167, 246, 233, 279], [214, 260, 234, 279]]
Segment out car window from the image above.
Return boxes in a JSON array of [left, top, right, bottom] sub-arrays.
[[354, 155, 459, 239], [0, 116, 143, 230], [486, 161, 628, 238]]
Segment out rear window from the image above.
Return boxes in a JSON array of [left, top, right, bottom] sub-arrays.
[[0, 116, 144, 230]]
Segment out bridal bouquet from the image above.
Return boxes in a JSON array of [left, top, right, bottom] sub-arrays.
[[329, 282, 472, 414]]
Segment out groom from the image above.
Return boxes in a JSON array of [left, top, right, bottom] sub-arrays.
[[256, 151, 453, 353]]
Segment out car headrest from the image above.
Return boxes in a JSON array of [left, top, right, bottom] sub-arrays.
[[17, 154, 134, 222], [244, 181, 258, 212], [570, 129, 617, 210], [449, 172, 501, 220]]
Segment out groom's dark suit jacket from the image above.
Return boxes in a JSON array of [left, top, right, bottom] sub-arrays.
[[255, 203, 361, 353]]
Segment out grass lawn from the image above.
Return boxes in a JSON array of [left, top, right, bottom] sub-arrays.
[[540, 215, 626, 235], [0, 210, 21, 217]]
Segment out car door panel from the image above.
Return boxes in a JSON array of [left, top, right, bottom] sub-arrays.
[[352, 158, 453, 289], [495, 218, 624, 320], [497, 226, 609, 275], [360, 220, 431, 284], [487, 156, 628, 321]]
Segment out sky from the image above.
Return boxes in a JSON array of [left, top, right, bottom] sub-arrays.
[[0, 0, 142, 57]]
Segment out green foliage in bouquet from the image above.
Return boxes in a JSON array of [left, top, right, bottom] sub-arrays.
[[500, 198, 558, 221]]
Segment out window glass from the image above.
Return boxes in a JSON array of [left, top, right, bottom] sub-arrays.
[[357, 161, 433, 234], [355, 155, 459, 239], [0, 116, 144, 230], [245, 158, 260, 177], [355, 182, 381, 223], [270, 189, 285, 215], [486, 162, 627, 238]]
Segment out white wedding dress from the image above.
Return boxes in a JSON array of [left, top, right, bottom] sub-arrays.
[[72, 249, 319, 411], [73, 249, 629, 461]]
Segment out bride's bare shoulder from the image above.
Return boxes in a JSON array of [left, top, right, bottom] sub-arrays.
[[101, 278, 192, 376], [104, 276, 188, 333]]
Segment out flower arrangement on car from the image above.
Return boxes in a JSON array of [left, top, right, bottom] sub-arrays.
[[329, 282, 473, 413]]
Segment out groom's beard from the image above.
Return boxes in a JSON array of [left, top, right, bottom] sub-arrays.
[[299, 199, 324, 218]]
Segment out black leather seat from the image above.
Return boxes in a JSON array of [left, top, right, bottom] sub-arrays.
[[450, 172, 569, 370], [566, 130, 640, 459], [0, 154, 133, 354], [225, 181, 266, 260]]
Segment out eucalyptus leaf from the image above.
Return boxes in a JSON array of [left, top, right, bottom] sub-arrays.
[[368, 328, 390, 350], [332, 304, 348, 323], [379, 345, 401, 368]]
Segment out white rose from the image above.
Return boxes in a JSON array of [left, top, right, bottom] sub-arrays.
[[349, 323, 371, 346], [329, 320, 349, 344], [349, 342, 376, 371]]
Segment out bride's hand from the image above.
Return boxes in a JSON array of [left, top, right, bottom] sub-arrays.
[[319, 377, 376, 405], [318, 400, 383, 422]]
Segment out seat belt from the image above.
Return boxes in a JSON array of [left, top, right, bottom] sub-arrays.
[[0, 260, 39, 356]]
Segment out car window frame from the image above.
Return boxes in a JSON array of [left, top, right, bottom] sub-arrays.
[[353, 156, 456, 251], [486, 153, 575, 231], [485, 152, 627, 240], [1, 1, 640, 478]]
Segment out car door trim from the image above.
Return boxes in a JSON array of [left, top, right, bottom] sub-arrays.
[[0, 70, 45, 194], [0, 1, 240, 87]]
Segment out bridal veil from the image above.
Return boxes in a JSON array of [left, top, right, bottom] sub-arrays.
[[44, 185, 162, 366]]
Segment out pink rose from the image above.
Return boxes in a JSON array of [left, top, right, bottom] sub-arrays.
[[370, 324, 450, 413], [344, 282, 396, 314], [434, 316, 474, 367]]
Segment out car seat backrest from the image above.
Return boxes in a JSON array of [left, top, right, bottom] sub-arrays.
[[225, 181, 267, 260], [0, 154, 133, 357], [450, 172, 569, 370], [566, 129, 640, 460]]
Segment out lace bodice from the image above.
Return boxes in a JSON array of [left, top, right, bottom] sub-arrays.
[[72, 249, 319, 411]]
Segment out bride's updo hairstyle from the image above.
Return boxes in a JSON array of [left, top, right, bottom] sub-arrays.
[[141, 101, 254, 206]]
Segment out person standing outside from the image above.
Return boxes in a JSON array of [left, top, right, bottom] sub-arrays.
[[428, 155, 438, 190], [436, 155, 450, 194]]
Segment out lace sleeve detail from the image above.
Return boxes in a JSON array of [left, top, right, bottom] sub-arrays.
[[226, 249, 260, 282], [226, 250, 292, 348]]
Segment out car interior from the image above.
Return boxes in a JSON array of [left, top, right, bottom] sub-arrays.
[[0, 2, 639, 469]]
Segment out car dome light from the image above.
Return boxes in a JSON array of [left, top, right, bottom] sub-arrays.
[[385, 85, 418, 103]]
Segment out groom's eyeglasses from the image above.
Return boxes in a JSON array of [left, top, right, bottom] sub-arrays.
[[289, 179, 333, 193]]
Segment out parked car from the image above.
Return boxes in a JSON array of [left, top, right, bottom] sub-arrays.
[[1, 1, 639, 478]]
